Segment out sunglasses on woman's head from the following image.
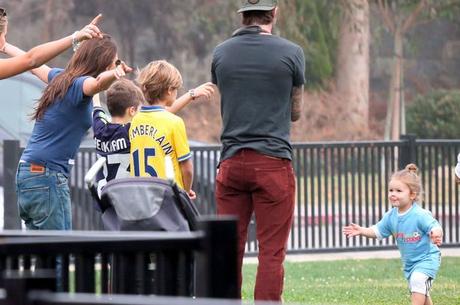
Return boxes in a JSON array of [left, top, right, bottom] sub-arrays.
[[0, 8, 6, 17]]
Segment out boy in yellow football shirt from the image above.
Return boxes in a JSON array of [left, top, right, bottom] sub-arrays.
[[130, 60, 213, 199]]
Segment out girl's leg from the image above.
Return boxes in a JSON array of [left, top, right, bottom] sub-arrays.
[[411, 293, 433, 305], [424, 296, 433, 305], [409, 272, 434, 305], [411, 293, 427, 305]]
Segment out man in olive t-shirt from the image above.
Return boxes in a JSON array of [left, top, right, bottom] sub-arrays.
[[211, 0, 305, 301]]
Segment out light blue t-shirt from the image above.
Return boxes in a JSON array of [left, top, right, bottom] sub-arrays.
[[373, 203, 441, 279], [21, 68, 92, 176]]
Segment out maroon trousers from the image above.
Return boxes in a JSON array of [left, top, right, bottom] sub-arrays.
[[215, 149, 295, 301]]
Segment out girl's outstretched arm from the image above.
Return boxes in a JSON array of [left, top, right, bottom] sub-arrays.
[[343, 223, 377, 238], [0, 14, 102, 80]]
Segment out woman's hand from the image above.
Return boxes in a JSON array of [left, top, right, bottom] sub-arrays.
[[83, 60, 133, 96], [113, 60, 133, 79], [75, 14, 103, 42]]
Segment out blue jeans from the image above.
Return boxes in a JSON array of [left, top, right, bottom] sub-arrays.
[[16, 162, 72, 230]]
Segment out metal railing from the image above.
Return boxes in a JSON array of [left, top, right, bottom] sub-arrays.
[[0, 217, 238, 305], [3, 136, 460, 254]]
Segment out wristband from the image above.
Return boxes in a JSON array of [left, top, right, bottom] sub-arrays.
[[113, 66, 125, 79], [71, 31, 81, 52], [188, 89, 196, 100]]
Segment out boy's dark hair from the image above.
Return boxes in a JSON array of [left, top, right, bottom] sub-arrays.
[[106, 79, 144, 117], [242, 10, 274, 26]]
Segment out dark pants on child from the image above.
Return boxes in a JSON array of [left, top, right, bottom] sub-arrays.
[[215, 149, 295, 301]]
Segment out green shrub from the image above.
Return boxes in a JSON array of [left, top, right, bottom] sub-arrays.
[[406, 90, 460, 139]]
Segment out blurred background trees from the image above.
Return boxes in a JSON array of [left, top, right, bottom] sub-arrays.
[[407, 90, 460, 138], [2, 0, 460, 142]]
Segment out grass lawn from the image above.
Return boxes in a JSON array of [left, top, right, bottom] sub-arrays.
[[242, 257, 460, 305]]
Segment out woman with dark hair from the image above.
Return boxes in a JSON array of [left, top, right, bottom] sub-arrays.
[[0, 8, 103, 80], [16, 34, 132, 230]]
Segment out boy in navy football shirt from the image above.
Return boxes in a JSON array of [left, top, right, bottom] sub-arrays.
[[93, 78, 214, 201], [92, 79, 143, 197]]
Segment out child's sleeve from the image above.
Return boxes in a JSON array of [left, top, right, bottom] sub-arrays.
[[172, 118, 191, 162], [372, 210, 393, 240], [92, 107, 109, 138], [419, 210, 441, 235]]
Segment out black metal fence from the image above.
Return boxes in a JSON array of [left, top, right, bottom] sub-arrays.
[[3, 137, 460, 254], [0, 217, 238, 305], [24, 292, 278, 305], [25, 292, 271, 305]]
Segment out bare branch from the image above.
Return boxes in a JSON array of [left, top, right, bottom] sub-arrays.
[[377, 0, 396, 33], [401, 0, 428, 32]]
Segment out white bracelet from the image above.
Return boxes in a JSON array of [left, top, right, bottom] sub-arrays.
[[71, 31, 80, 52], [188, 89, 196, 100], [113, 66, 124, 79]]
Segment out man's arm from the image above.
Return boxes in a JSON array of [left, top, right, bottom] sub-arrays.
[[291, 85, 304, 122]]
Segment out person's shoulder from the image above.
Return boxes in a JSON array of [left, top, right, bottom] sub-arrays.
[[273, 36, 304, 52], [140, 109, 183, 124], [165, 111, 183, 122], [413, 203, 434, 217], [75, 74, 93, 83], [50, 67, 64, 75], [385, 207, 398, 217], [213, 37, 238, 53], [93, 106, 108, 117], [48, 68, 64, 82]]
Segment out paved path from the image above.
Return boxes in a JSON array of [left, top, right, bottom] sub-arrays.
[[244, 247, 460, 264]]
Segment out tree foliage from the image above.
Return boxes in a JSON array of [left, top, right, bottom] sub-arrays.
[[407, 90, 460, 139], [4, 0, 343, 87], [278, 0, 340, 87]]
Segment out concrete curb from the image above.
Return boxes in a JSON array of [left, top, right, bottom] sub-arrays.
[[243, 247, 460, 264]]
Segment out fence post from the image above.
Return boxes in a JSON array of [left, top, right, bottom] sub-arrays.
[[196, 217, 238, 299], [2, 269, 55, 305], [399, 134, 417, 169], [3, 140, 21, 229]]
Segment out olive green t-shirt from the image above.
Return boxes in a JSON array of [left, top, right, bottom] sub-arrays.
[[212, 26, 305, 163]]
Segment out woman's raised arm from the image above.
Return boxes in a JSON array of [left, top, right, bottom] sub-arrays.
[[0, 14, 102, 80]]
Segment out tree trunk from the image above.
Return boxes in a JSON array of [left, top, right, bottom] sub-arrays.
[[336, 0, 370, 131], [384, 29, 403, 140], [43, 0, 54, 42]]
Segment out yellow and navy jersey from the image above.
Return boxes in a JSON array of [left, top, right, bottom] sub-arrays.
[[129, 105, 191, 189]]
